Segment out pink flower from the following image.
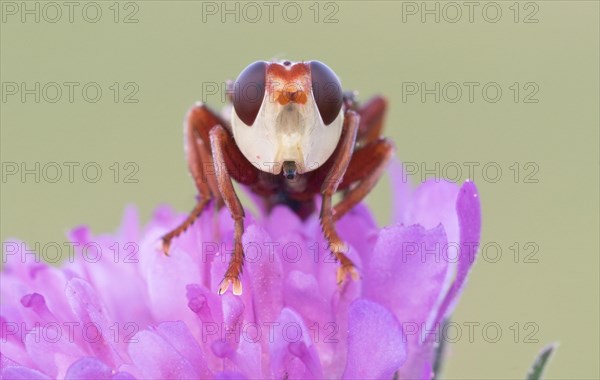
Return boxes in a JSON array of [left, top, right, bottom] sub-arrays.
[[1, 160, 481, 379]]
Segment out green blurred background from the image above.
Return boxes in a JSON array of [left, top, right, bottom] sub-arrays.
[[1, 1, 598, 378]]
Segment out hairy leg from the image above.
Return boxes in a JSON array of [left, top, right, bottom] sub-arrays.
[[320, 110, 361, 284], [209, 125, 248, 295], [161, 103, 224, 254]]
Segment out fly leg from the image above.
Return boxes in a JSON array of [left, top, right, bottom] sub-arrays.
[[209, 125, 248, 295], [319, 110, 361, 284], [161, 104, 224, 254]]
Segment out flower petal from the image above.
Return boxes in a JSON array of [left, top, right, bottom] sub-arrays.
[[214, 371, 248, 380], [342, 299, 406, 379], [336, 203, 379, 264], [364, 224, 449, 330], [283, 271, 328, 327], [404, 179, 460, 244], [140, 231, 202, 325], [244, 225, 283, 325], [154, 321, 212, 379], [0, 165, 481, 380], [128, 330, 198, 379], [269, 308, 323, 379], [65, 278, 122, 367], [1, 366, 51, 380], [433, 180, 481, 327], [186, 283, 223, 324], [64, 357, 113, 380], [265, 206, 303, 238]]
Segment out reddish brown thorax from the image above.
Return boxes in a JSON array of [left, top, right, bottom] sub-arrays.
[[266, 61, 311, 106]]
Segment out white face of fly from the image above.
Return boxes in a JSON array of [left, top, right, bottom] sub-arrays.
[[230, 61, 344, 176]]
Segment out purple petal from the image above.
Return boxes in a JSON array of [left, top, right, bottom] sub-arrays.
[[269, 308, 323, 379], [1, 366, 51, 380], [396, 342, 435, 380], [154, 321, 212, 379], [0, 352, 20, 369], [186, 284, 223, 324], [0, 160, 481, 380], [214, 371, 248, 380], [139, 232, 202, 324], [404, 180, 460, 244], [0, 316, 25, 356], [25, 266, 75, 323], [433, 180, 481, 328], [65, 278, 122, 367], [150, 204, 177, 225], [24, 324, 86, 378], [64, 357, 113, 380], [68, 226, 92, 248], [283, 271, 328, 328], [244, 225, 283, 325], [363, 224, 449, 329], [274, 231, 317, 279], [342, 299, 406, 379], [221, 293, 245, 348], [116, 205, 139, 243], [265, 206, 303, 238], [337, 203, 379, 264], [19, 293, 60, 324], [230, 334, 263, 378], [0, 239, 45, 280], [128, 330, 198, 379], [111, 371, 136, 379]]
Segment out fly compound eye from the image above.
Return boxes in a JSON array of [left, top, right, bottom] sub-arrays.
[[233, 61, 267, 126], [309, 61, 343, 125]]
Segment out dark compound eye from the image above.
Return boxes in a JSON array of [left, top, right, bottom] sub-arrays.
[[233, 61, 267, 126], [309, 61, 343, 125]]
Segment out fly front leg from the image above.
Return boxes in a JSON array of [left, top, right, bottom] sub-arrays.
[[320, 110, 360, 284], [161, 104, 224, 255], [210, 125, 246, 295]]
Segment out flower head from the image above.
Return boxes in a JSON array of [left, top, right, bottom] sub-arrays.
[[1, 160, 481, 379]]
